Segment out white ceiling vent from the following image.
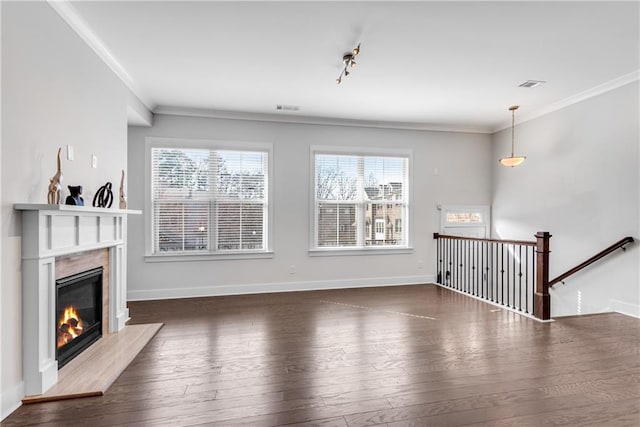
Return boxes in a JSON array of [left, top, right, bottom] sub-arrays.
[[276, 105, 300, 112], [518, 80, 546, 88]]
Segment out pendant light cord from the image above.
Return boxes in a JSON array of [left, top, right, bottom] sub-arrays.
[[511, 107, 515, 157]]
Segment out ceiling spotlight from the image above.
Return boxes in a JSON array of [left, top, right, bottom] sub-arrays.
[[499, 105, 527, 167], [336, 43, 361, 84]]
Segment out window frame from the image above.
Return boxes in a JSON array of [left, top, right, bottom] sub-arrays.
[[309, 145, 413, 256], [144, 137, 274, 262]]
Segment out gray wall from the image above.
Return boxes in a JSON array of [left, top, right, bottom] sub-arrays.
[[127, 115, 493, 300], [491, 82, 640, 317], [1, 2, 132, 418]]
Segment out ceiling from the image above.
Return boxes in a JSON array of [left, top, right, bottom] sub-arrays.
[[61, 1, 639, 133]]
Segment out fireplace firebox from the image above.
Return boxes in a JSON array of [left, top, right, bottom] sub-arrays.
[[56, 267, 103, 368]]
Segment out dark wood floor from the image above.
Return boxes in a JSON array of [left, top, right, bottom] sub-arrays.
[[4, 284, 640, 426]]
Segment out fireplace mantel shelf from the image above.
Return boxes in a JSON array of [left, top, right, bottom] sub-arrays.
[[15, 203, 141, 215]]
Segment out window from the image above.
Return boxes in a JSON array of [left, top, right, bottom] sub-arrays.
[[313, 151, 409, 249], [150, 144, 269, 255], [445, 212, 483, 223]]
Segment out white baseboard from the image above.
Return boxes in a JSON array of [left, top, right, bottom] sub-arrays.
[[431, 282, 551, 322], [1, 381, 23, 421], [128, 275, 435, 301], [610, 299, 640, 319]]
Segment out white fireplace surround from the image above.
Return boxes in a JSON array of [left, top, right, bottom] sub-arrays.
[[14, 204, 141, 396]]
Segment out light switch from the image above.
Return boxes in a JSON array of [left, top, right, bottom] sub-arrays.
[[66, 145, 74, 161], [91, 155, 98, 169]]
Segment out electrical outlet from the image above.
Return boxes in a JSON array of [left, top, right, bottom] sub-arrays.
[[289, 265, 296, 275], [418, 260, 424, 269], [66, 145, 74, 161], [91, 155, 98, 168]]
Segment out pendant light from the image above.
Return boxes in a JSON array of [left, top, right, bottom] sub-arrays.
[[499, 105, 526, 167]]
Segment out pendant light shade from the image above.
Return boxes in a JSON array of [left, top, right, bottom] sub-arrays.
[[499, 105, 526, 167]]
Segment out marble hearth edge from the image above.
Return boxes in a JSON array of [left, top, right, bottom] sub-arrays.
[[14, 204, 141, 397]]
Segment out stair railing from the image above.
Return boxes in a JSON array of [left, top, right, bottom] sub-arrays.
[[434, 232, 634, 321]]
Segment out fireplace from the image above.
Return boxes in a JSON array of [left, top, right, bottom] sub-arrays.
[[15, 204, 139, 396], [56, 267, 103, 368]]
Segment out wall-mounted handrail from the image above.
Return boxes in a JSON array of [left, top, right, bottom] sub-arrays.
[[549, 236, 635, 287]]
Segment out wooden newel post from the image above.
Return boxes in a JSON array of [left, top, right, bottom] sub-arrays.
[[534, 231, 552, 320]]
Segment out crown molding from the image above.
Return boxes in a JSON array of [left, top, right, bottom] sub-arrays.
[[491, 70, 640, 133], [44, 1, 638, 136], [153, 106, 493, 134], [47, 0, 155, 111]]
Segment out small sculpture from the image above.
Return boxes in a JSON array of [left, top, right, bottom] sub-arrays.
[[119, 169, 127, 209], [47, 148, 63, 204], [92, 182, 113, 208], [65, 186, 84, 206]]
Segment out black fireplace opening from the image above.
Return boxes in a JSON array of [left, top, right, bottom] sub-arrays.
[[56, 266, 103, 368]]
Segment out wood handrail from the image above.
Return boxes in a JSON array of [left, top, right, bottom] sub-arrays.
[[549, 236, 635, 287], [433, 232, 536, 247]]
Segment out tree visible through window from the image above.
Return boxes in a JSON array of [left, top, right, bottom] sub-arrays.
[[314, 152, 409, 249], [151, 147, 268, 254]]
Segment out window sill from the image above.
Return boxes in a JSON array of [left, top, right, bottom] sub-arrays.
[[145, 251, 274, 263], [308, 247, 413, 257]]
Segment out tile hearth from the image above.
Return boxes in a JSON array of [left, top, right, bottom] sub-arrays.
[[22, 323, 162, 403]]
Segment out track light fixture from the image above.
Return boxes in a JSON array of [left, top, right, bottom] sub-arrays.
[[336, 43, 360, 84]]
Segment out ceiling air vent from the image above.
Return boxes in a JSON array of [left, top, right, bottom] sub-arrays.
[[518, 80, 546, 88], [276, 105, 300, 112]]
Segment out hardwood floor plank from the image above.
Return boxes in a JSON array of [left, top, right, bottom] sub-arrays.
[[3, 285, 638, 427], [463, 393, 640, 427]]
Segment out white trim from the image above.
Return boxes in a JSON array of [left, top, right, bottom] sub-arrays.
[[492, 70, 640, 133], [308, 248, 413, 257], [46, 1, 154, 110], [432, 282, 554, 323], [311, 145, 413, 158], [0, 381, 23, 421], [154, 107, 492, 134], [438, 204, 490, 238], [128, 275, 434, 301], [609, 299, 640, 319], [145, 251, 274, 262]]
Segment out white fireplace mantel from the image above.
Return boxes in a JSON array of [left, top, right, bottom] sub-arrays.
[[14, 204, 141, 396]]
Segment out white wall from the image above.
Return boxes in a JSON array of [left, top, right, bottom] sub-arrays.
[[1, 2, 134, 419], [492, 81, 640, 317], [127, 115, 492, 300]]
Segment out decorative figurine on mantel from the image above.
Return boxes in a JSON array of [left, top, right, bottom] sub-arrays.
[[47, 147, 63, 204], [93, 182, 113, 208], [119, 169, 127, 209], [65, 186, 84, 206]]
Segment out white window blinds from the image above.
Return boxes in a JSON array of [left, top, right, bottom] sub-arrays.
[[151, 147, 268, 254], [314, 153, 409, 249]]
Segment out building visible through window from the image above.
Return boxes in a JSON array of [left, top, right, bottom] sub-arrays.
[[314, 152, 409, 249]]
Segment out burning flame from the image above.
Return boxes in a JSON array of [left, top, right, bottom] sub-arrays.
[[57, 305, 85, 348]]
